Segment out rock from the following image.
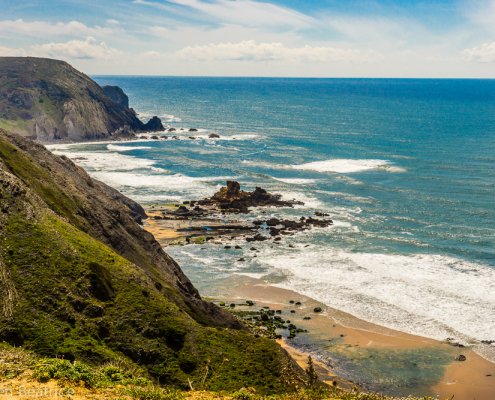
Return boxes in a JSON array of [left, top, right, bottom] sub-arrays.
[[237, 258, 245, 262], [143, 116, 164, 132], [455, 355, 467, 361], [102, 85, 129, 108], [235, 245, 242, 249], [246, 234, 267, 242], [189, 136, 196, 140], [150, 135, 159, 140], [189, 128, 198, 132], [168, 128, 176, 132], [206, 181, 304, 213], [208, 133, 220, 138], [313, 307, 323, 313], [303, 317, 311, 320], [295, 301, 302, 306], [224, 245, 232, 249], [246, 300, 254, 306]]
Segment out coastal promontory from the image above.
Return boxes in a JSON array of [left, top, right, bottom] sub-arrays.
[[0, 57, 162, 142]]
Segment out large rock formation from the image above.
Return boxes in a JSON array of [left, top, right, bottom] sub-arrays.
[[0, 130, 301, 392], [0, 57, 162, 142]]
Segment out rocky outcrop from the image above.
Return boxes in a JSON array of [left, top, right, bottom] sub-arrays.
[[0, 57, 163, 142], [143, 116, 164, 131], [200, 180, 304, 212]]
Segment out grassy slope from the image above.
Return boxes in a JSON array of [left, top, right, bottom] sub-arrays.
[[0, 344, 437, 400], [0, 132, 299, 394]]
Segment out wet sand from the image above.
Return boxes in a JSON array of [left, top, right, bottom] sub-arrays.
[[217, 276, 495, 400]]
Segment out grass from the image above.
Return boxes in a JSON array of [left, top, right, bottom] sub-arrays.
[[0, 343, 439, 400], [0, 343, 440, 400]]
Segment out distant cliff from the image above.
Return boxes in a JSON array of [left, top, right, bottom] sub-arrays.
[[0, 57, 163, 142]]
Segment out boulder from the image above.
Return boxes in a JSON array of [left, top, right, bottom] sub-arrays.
[[143, 116, 164, 132]]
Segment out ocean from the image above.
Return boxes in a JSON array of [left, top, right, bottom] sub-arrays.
[[48, 77, 495, 365]]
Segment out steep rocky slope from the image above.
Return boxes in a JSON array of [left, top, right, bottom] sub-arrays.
[[0, 130, 300, 393], [0, 57, 162, 142]]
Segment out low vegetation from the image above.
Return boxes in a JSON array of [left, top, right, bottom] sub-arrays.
[[0, 343, 438, 400]]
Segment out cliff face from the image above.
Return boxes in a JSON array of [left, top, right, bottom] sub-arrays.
[[0, 130, 299, 392], [0, 57, 161, 142]]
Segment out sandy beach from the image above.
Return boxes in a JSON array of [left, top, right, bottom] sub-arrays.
[[215, 276, 495, 400]]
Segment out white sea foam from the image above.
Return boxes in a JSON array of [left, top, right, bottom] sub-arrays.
[[260, 248, 495, 353], [107, 144, 152, 152], [54, 151, 158, 172], [271, 177, 318, 185], [279, 191, 324, 209], [293, 159, 404, 174]]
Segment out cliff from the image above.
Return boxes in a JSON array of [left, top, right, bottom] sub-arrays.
[[0, 57, 163, 142], [0, 129, 300, 392]]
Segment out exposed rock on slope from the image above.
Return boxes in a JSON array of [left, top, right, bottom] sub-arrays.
[[0, 130, 300, 392], [0, 57, 162, 142]]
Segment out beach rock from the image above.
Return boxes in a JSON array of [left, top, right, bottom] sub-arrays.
[[209, 133, 220, 138], [313, 307, 323, 313], [455, 355, 467, 361]]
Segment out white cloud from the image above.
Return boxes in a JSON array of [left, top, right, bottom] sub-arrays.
[[32, 37, 120, 60], [135, 0, 314, 29], [463, 41, 495, 63], [0, 45, 27, 57], [175, 40, 377, 63], [0, 19, 114, 38]]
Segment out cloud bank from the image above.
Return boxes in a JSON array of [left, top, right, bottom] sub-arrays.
[[463, 42, 495, 63], [176, 40, 377, 63]]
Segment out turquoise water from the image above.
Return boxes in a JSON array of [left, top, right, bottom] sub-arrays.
[[49, 78, 495, 365]]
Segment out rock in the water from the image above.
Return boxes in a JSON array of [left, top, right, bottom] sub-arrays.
[[209, 133, 220, 138], [313, 307, 323, 313], [189, 128, 198, 132], [455, 355, 467, 361], [143, 116, 164, 132], [203, 180, 304, 213]]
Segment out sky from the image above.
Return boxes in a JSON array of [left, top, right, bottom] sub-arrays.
[[0, 0, 495, 77]]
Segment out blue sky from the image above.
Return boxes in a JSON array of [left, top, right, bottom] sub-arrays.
[[1, 0, 494, 77]]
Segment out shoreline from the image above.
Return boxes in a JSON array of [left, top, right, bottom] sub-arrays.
[[212, 275, 495, 399], [144, 205, 495, 399]]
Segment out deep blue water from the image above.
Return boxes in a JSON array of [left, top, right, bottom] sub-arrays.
[[50, 78, 495, 362]]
